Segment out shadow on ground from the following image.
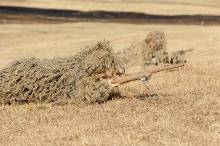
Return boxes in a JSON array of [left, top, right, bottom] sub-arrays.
[[1, 5, 220, 24]]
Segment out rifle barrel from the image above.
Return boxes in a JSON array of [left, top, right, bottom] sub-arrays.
[[184, 49, 194, 53]]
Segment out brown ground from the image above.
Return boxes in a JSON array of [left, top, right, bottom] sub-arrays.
[[1, 0, 220, 15], [0, 0, 220, 146]]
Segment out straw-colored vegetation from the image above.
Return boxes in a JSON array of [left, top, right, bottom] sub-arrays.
[[0, 21, 219, 146], [1, 0, 220, 15], [0, 0, 219, 146]]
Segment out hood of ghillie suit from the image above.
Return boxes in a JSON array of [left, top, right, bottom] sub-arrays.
[[116, 31, 167, 73], [69, 41, 124, 80], [144, 31, 167, 52], [0, 41, 123, 105]]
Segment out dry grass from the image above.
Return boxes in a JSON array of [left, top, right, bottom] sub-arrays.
[[0, 22, 220, 145], [1, 0, 220, 15], [0, 1, 220, 145]]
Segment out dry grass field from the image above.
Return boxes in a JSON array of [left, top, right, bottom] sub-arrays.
[[1, 0, 220, 15], [0, 0, 220, 146]]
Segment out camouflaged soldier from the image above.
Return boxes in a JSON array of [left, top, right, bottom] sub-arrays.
[[149, 49, 194, 65], [118, 31, 167, 73]]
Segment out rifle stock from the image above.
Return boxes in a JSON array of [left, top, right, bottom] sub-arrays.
[[110, 64, 184, 87]]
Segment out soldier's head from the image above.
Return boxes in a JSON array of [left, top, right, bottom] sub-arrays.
[[75, 41, 124, 79], [145, 31, 167, 52]]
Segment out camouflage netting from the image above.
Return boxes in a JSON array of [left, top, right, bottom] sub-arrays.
[[144, 31, 167, 52], [117, 31, 167, 72], [0, 41, 123, 105], [0, 32, 190, 105], [118, 31, 190, 70]]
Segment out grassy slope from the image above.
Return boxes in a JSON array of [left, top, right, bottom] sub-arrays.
[[1, 0, 220, 15], [0, 22, 220, 145]]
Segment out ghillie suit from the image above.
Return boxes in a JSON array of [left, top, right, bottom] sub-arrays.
[[116, 31, 191, 98], [148, 49, 194, 65], [144, 32, 193, 66], [115, 31, 167, 97], [0, 40, 184, 105], [118, 30, 192, 69], [0, 41, 124, 105], [169, 49, 194, 64], [117, 31, 167, 73]]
